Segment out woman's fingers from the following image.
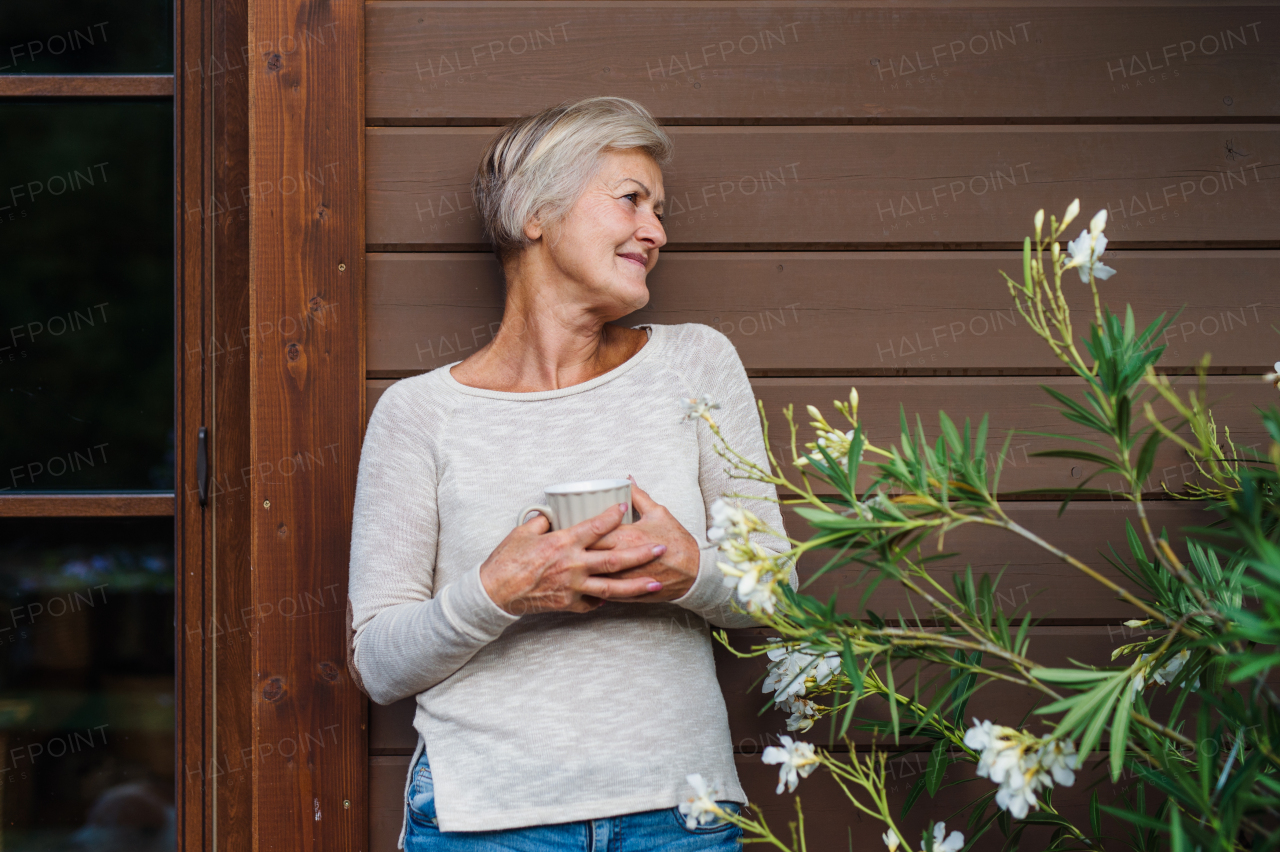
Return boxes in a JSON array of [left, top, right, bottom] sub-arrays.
[[581, 542, 665, 576], [627, 475, 658, 517], [565, 502, 628, 546], [579, 573, 662, 600]]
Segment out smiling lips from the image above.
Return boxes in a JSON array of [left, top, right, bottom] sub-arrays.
[[618, 252, 647, 268]]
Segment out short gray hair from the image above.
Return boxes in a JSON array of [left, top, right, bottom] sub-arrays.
[[471, 97, 673, 258]]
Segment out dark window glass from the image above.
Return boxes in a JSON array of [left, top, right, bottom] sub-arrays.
[[0, 1, 172, 75], [0, 517, 174, 850], [0, 101, 174, 492]]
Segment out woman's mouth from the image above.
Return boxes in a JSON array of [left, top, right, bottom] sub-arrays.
[[618, 252, 646, 268]]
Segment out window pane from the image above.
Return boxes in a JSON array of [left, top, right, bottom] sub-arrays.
[[0, 1, 172, 75], [0, 517, 174, 851], [0, 101, 174, 492]]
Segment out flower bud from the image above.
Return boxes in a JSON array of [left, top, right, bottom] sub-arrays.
[[1089, 208, 1108, 235], [849, 386, 859, 416], [1033, 209, 1044, 232], [806, 404, 824, 423], [1062, 198, 1080, 230]]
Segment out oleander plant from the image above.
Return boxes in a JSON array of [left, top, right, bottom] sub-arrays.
[[674, 201, 1280, 851]]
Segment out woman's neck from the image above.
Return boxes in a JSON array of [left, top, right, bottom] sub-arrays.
[[448, 282, 648, 394]]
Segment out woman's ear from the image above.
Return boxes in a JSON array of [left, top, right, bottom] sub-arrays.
[[523, 213, 544, 242]]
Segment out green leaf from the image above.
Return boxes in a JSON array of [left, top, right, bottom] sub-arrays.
[[1033, 668, 1114, 683], [901, 775, 926, 819], [1077, 677, 1126, 759], [1109, 678, 1135, 781], [1089, 790, 1101, 837], [1134, 427, 1164, 486], [925, 738, 948, 796], [1022, 237, 1032, 290]]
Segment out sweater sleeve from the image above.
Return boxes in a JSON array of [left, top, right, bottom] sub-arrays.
[[347, 380, 521, 706], [667, 326, 799, 628]]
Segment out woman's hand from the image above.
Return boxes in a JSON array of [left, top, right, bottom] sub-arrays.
[[478, 502, 668, 616], [585, 476, 702, 603]]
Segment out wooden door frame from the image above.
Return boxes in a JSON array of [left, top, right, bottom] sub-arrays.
[[243, 0, 367, 849], [178, 0, 367, 845]]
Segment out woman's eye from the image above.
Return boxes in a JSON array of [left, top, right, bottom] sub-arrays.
[[623, 192, 638, 204]]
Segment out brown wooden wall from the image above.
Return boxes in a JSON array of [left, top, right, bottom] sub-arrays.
[[360, 3, 1280, 847]]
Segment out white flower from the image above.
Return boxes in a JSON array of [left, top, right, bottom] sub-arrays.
[[680, 394, 720, 423], [882, 828, 900, 851], [780, 695, 819, 732], [1135, 649, 1199, 692], [931, 821, 965, 852], [964, 719, 1077, 821], [1038, 739, 1078, 787], [761, 735, 819, 794], [1064, 226, 1116, 283], [1089, 208, 1108, 235], [677, 773, 726, 829], [763, 644, 842, 700], [717, 539, 787, 615], [708, 498, 755, 543], [1264, 361, 1280, 390]]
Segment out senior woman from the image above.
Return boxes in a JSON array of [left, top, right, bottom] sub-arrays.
[[348, 96, 796, 851]]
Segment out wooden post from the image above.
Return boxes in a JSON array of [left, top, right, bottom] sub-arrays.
[[247, 0, 366, 847]]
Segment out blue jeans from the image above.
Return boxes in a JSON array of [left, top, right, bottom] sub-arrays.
[[404, 751, 744, 851]]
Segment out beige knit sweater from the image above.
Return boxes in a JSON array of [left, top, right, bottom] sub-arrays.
[[347, 322, 796, 836]]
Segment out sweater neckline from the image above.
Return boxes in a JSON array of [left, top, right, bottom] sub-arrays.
[[439, 324, 660, 401]]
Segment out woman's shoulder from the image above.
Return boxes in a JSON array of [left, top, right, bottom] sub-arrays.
[[366, 367, 463, 438], [647, 322, 742, 373], [649, 321, 738, 360]]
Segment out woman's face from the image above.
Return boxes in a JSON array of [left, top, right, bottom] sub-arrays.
[[527, 148, 667, 317]]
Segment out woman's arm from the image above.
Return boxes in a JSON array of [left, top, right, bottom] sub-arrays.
[[347, 385, 520, 705], [671, 327, 799, 628]]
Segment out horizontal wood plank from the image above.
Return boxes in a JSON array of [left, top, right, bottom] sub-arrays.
[[367, 126, 1280, 249], [0, 493, 176, 517], [0, 75, 175, 97], [791, 499, 1211, 621], [365, 375, 1276, 496], [367, 251, 1280, 374], [370, 750, 1118, 850], [366, 4, 1278, 121]]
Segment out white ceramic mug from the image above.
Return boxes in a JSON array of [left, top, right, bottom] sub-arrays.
[[517, 478, 633, 531]]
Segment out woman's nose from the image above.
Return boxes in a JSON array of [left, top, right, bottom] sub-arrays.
[[637, 215, 666, 249]]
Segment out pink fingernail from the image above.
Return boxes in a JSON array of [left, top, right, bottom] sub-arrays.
[[647, 581, 663, 591], [652, 545, 666, 556], [618, 503, 628, 512]]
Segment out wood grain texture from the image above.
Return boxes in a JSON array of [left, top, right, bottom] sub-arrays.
[[367, 126, 1280, 249], [366, 251, 1280, 375], [175, 0, 209, 847], [207, 0, 256, 843], [0, 75, 175, 97], [369, 751, 1120, 851], [248, 0, 366, 844], [364, 375, 1276, 496], [789, 499, 1211, 621], [0, 493, 176, 516], [365, 4, 1278, 122]]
